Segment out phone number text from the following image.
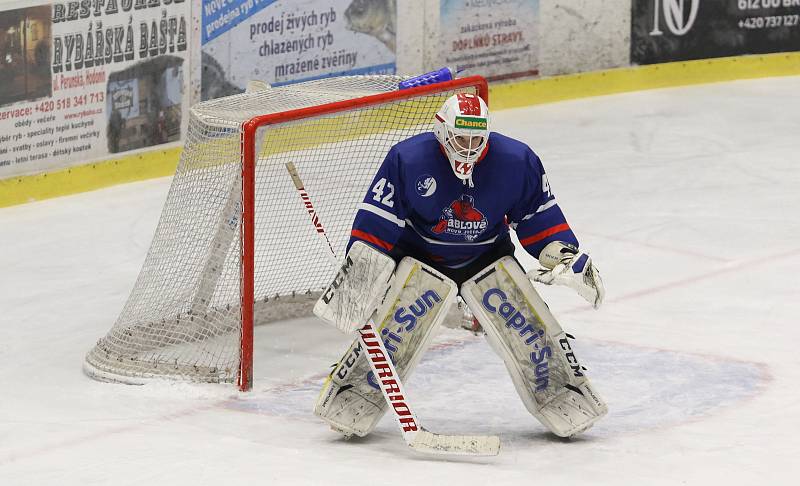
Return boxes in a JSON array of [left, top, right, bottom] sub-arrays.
[[739, 14, 800, 28], [34, 93, 105, 113]]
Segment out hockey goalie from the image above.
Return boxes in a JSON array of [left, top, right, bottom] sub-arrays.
[[313, 92, 607, 441]]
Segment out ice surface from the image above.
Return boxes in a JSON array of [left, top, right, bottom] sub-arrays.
[[1, 76, 799, 485]]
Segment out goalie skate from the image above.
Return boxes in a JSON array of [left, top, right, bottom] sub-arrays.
[[314, 257, 457, 437]]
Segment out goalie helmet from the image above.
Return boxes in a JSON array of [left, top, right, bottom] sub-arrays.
[[433, 93, 490, 186]]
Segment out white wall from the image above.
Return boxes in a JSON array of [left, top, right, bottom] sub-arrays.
[[396, 0, 631, 77], [539, 0, 630, 76]]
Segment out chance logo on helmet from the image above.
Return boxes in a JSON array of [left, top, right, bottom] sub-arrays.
[[433, 93, 490, 187], [454, 116, 488, 130]]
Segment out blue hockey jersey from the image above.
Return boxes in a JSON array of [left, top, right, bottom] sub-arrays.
[[347, 132, 578, 268]]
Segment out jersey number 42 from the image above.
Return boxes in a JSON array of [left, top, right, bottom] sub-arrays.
[[371, 178, 395, 208]]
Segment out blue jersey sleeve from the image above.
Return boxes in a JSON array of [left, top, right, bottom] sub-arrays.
[[347, 146, 408, 254], [508, 149, 578, 258]]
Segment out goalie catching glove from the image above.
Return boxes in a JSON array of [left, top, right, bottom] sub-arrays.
[[531, 241, 605, 309]]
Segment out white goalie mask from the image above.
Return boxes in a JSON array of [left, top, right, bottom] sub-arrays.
[[433, 93, 490, 186]]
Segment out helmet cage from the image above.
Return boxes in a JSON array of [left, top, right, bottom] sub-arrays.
[[444, 126, 486, 162], [434, 105, 490, 182]]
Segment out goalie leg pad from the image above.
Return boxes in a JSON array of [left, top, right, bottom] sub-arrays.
[[314, 257, 457, 437], [461, 256, 608, 437]]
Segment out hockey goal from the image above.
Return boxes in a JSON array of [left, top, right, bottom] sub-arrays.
[[84, 74, 489, 391]]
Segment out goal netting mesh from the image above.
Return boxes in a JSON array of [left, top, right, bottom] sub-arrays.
[[84, 75, 486, 388]]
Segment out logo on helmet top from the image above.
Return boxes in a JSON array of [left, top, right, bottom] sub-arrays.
[[456, 93, 482, 115], [454, 116, 487, 130], [415, 175, 437, 197], [431, 194, 488, 241]]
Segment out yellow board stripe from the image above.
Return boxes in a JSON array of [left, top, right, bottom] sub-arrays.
[[0, 148, 181, 208], [2, 52, 798, 208], [489, 52, 800, 111]]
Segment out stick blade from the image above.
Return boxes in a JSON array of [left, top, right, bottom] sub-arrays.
[[409, 429, 501, 456]]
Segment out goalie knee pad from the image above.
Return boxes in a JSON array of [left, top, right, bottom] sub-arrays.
[[462, 256, 608, 437], [314, 257, 457, 437]]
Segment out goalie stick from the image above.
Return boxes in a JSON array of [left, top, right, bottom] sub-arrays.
[[286, 162, 500, 456]]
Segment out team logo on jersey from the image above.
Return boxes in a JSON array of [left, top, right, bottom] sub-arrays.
[[431, 194, 488, 241], [415, 175, 437, 197]]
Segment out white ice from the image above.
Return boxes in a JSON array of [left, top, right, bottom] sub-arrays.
[[1, 76, 799, 485]]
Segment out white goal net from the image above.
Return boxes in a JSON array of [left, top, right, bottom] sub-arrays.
[[84, 74, 488, 390]]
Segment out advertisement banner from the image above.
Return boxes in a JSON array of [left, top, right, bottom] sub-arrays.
[[632, 0, 800, 64], [439, 0, 539, 81], [201, 0, 396, 100], [0, 0, 192, 179]]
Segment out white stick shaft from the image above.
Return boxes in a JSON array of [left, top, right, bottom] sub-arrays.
[[286, 162, 337, 260], [357, 319, 422, 440], [359, 318, 500, 455]]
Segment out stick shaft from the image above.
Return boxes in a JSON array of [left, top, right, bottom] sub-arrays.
[[357, 319, 422, 439], [286, 162, 337, 258]]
